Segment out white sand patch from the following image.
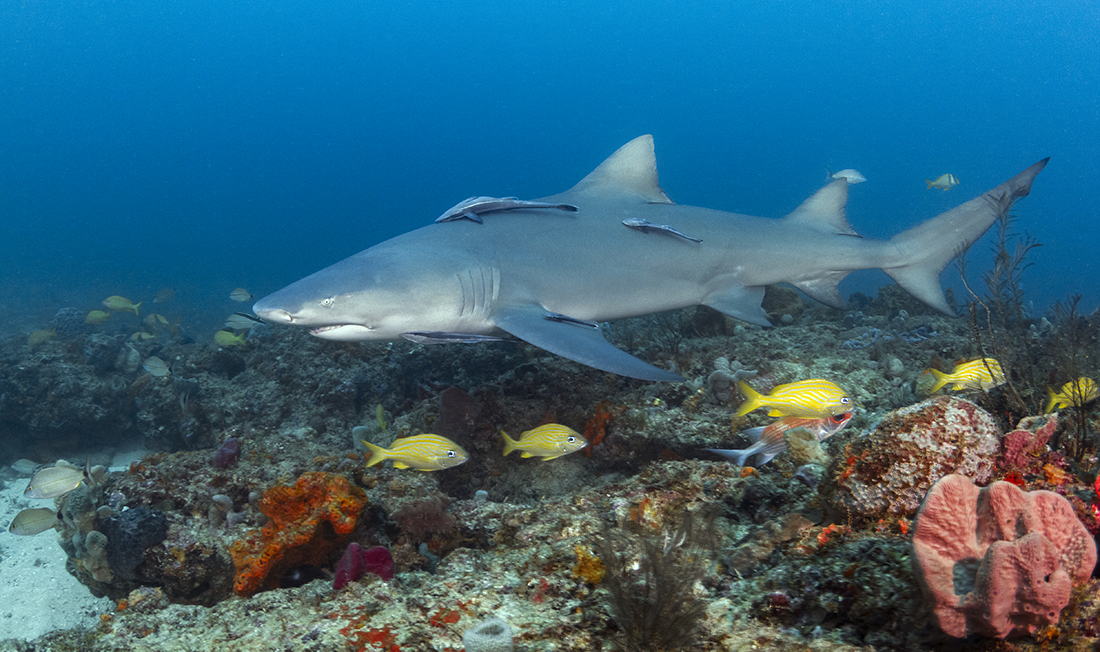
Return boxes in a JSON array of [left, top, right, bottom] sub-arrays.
[[0, 475, 112, 641]]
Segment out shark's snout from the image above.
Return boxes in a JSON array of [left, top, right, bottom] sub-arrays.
[[252, 299, 294, 324]]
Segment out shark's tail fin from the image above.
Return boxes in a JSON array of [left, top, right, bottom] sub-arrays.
[[883, 158, 1049, 315]]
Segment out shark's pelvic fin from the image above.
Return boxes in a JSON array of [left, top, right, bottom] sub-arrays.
[[566, 135, 675, 205], [783, 179, 860, 237], [493, 303, 684, 381], [703, 285, 771, 326], [883, 157, 1050, 315], [792, 271, 851, 310]]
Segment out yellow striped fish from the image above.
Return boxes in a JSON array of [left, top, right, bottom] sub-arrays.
[[925, 173, 959, 190], [1044, 377, 1098, 413], [501, 424, 587, 461], [736, 379, 852, 418], [925, 358, 1006, 393], [363, 434, 469, 471]]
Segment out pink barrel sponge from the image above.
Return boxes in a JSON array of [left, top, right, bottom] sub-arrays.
[[911, 474, 1096, 638]]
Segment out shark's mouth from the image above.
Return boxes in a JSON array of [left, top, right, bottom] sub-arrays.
[[308, 323, 375, 341]]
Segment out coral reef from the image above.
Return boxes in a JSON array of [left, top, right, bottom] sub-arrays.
[[229, 472, 368, 597], [911, 474, 1097, 638], [822, 396, 1000, 523]]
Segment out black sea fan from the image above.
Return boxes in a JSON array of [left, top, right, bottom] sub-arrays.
[[594, 508, 718, 652]]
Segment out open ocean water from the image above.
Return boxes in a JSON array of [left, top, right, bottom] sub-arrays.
[[1, 0, 1096, 337]]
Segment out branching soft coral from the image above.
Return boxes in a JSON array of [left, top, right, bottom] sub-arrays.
[[229, 472, 368, 596]]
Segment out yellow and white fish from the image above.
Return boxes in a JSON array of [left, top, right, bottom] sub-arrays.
[[925, 358, 1006, 393], [363, 434, 469, 471], [501, 424, 587, 461], [1044, 377, 1098, 413], [24, 460, 90, 499], [707, 412, 853, 467], [103, 295, 141, 316], [736, 379, 852, 418], [925, 173, 959, 191]]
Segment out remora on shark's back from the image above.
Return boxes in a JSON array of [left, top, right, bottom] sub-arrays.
[[254, 136, 1048, 382]]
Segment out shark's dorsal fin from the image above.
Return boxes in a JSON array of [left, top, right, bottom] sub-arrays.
[[783, 179, 859, 236], [566, 135, 674, 204]]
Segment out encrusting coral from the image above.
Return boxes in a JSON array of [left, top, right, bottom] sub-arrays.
[[229, 472, 368, 596]]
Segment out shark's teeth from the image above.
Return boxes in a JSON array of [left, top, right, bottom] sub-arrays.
[[309, 325, 349, 335]]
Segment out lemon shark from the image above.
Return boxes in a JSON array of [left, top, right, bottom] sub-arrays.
[[253, 136, 1047, 381]]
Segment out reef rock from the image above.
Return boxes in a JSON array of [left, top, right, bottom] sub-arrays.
[[823, 396, 999, 523]]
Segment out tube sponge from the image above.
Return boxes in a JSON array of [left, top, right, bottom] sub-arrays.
[[462, 617, 514, 652]]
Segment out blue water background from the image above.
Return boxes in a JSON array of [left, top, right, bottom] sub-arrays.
[[2, 0, 1096, 336]]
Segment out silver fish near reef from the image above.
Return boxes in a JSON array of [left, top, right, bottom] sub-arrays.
[[827, 168, 866, 184], [24, 461, 88, 499], [8, 507, 58, 535], [254, 135, 1047, 382], [621, 218, 702, 243], [436, 196, 579, 223], [225, 312, 264, 330]]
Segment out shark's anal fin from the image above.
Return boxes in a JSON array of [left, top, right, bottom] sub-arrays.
[[493, 304, 683, 382], [703, 285, 771, 326]]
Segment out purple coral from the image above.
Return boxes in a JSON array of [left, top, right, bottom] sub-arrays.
[[334, 543, 394, 589], [214, 437, 241, 469]]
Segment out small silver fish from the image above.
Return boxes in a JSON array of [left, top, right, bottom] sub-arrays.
[[24, 460, 90, 499], [225, 312, 264, 331], [827, 168, 867, 184], [621, 218, 702, 243], [436, 196, 579, 223], [926, 173, 960, 191], [8, 507, 58, 536], [706, 412, 853, 467]]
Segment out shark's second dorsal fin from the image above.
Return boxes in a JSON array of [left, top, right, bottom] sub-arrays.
[[783, 180, 859, 237], [566, 135, 674, 204]]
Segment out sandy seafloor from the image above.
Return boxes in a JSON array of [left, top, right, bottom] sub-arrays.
[[0, 289, 1097, 652]]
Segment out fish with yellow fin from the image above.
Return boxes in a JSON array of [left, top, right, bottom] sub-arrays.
[[85, 309, 112, 325], [736, 379, 852, 418], [103, 295, 141, 316], [707, 412, 853, 466], [500, 424, 587, 460], [8, 508, 58, 536], [925, 173, 959, 191], [925, 358, 1005, 393], [214, 330, 246, 346], [27, 329, 56, 346], [1044, 377, 1098, 413], [363, 434, 468, 471]]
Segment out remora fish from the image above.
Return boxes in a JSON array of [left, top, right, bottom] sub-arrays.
[[621, 217, 702, 243], [436, 196, 579, 223], [254, 136, 1048, 382]]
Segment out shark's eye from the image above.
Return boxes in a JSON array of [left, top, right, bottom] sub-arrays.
[[319, 296, 336, 308]]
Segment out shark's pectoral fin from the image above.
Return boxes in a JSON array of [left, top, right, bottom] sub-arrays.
[[792, 272, 851, 310], [703, 286, 771, 327], [493, 304, 684, 382]]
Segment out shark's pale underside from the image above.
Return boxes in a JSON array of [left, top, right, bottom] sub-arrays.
[[253, 136, 1048, 382]]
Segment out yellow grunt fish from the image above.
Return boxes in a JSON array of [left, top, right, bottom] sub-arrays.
[[925, 173, 960, 191], [736, 379, 852, 418], [1044, 377, 1098, 414], [27, 329, 56, 346], [85, 309, 112, 325], [214, 330, 246, 346], [363, 434, 468, 471], [501, 424, 587, 461], [925, 358, 1006, 393], [103, 295, 141, 316]]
